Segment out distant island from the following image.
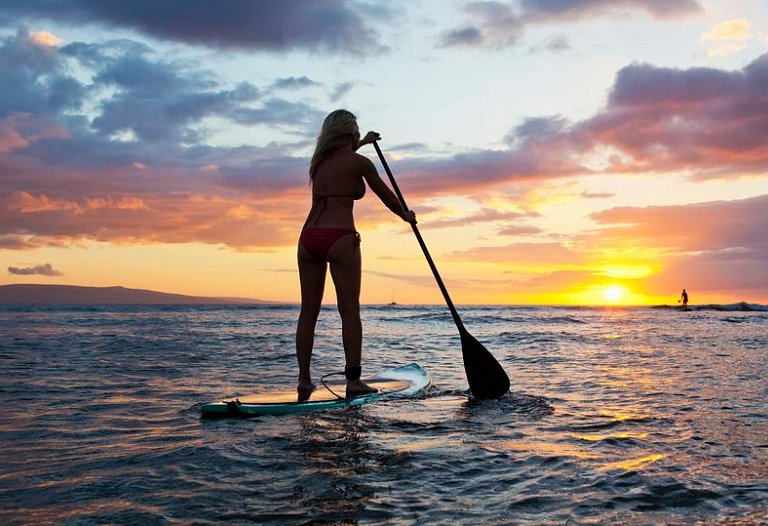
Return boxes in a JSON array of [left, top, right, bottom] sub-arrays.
[[0, 284, 278, 305]]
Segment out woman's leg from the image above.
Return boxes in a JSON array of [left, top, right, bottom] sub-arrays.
[[296, 243, 327, 392], [328, 234, 377, 396]]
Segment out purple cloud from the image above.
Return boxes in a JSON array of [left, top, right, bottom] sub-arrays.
[[519, 0, 703, 21], [381, 52, 768, 197], [439, 0, 702, 49], [0, 28, 329, 250], [3, 0, 385, 55], [438, 27, 485, 48]]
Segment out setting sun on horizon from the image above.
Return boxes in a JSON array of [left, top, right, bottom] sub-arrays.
[[603, 286, 624, 303], [1, 1, 766, 306]]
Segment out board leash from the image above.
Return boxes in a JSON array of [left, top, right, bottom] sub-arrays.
[[320, 372, 347, 400]]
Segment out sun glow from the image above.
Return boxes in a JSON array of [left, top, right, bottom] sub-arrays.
[[604, 285, 625, 303]]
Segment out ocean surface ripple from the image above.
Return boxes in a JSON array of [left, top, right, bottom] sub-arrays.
[[1, 304, 767, 525]]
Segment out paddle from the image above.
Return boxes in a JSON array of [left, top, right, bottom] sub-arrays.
[[373, 142, 510, 399]]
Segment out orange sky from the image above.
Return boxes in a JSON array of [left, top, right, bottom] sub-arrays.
[[1, 1, 767, 305]]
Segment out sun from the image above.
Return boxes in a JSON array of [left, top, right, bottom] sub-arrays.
[[604, 285, 624, 303]]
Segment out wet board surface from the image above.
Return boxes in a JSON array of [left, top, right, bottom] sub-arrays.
[[200, 362, 430, 417], [232, 379, 410, 404]]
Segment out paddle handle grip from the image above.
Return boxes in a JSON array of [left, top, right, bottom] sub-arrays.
[[373, 142, 465, 332]]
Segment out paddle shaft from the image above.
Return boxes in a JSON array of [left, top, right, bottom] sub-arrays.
[[373, 142, 466, 333]]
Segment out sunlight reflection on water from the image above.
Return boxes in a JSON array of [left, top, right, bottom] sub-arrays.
[[0, 304, 766, 524]]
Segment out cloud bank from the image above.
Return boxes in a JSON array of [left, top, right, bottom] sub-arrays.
[[391, 52, 768, 194], [439, 0, 703, 49], [2, 0, 385, 55], [0, 27, 323, 250]]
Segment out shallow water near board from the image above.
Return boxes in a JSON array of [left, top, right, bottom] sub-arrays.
[[1, 304, 767, 524]]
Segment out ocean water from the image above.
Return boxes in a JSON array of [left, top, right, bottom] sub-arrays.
[[1, 303, 766, 525]]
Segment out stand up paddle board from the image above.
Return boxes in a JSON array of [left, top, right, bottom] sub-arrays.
[[201, 362, 430, 417]]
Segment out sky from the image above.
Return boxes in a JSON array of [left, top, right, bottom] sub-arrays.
[[1, 0, 767, 305]]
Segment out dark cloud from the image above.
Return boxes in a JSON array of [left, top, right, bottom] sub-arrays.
[[438, 27, 484, 48], [8, 263, 63, 276], [0, 31, 321, 163], [3, 0, 385, 55], [439, 3, 524, 49], [329, 82, 355, 103], [0, 29, 82, 116], [440, 0, 702, 49], [607, 64, 740, 107], [270, 76, 321, 91], [577, 54, 768, 177], [0, 28, 326, 154], [62, 40, 272, 143], [519, 0, 703, 21], [505, 115, 569, 146]]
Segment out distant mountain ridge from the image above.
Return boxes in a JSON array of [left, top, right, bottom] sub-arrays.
[[0, 284, 276, 305]]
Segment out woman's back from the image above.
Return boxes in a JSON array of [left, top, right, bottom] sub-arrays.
[[305, 149, 366, 229]]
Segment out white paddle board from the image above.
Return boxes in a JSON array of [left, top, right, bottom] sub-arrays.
[[201, 362, 430, 417]]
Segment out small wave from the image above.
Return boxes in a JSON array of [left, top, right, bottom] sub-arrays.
[[652, 302, 768, 312], [461, 391, 555, 416], [388, 312, 455, 323], [699, 302, 768, 312], [420, 389, 555, 417], [543, 316, 587, 324], [609, 480, 721, 510]]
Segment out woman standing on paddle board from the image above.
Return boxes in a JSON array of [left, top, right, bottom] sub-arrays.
[[296, 110, 416, 398]]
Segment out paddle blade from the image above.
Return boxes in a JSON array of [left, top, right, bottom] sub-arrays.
[[460, 330, 510, 399]]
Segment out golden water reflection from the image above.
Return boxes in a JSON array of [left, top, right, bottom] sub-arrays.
[[480, 440, 601, 460], [599, 408, 652, 421], [571, 431, 649, 441], [602, 453, 666, 471]]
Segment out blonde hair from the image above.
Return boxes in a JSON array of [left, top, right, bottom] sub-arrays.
[[309, 109, 359, 181]]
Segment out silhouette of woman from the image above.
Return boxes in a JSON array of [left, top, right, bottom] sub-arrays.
[[681, 289, 689, 308], [295, 110, 416, 399]]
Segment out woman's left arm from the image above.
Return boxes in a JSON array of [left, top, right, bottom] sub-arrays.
[[356, 131, 381, 150]]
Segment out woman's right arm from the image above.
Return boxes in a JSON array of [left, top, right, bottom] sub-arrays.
[[361, 156, 417, 224]]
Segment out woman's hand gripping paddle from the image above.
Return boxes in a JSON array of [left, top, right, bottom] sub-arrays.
[[373, 142, 510, 399]]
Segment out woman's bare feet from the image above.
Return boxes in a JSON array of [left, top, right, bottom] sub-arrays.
[[297, 380, 316, 402], [345, 379, 378, 399]]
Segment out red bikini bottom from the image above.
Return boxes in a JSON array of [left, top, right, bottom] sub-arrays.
[[299, 227, 360, 261]]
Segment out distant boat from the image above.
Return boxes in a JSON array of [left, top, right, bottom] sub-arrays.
[[387, 290, 397, 306]]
